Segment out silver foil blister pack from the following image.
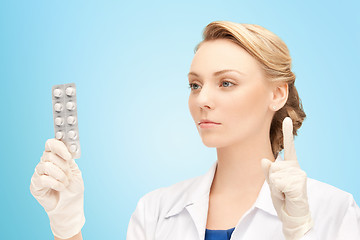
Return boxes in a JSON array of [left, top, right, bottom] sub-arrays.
[[52, 83, 81, 159]]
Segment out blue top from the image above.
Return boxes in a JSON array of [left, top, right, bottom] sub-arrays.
[[205, 227, 235, 240]]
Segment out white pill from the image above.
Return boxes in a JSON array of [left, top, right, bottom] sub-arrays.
[[55, 117, 64, 126], [68, 130, 77, 140], [54, 103, 63, 112], [65, 87, 76, 96], [66, 102, 76, 110], [69, 144, 77, 153], [53, 89, 63, 98], [67, 116, 76, 125], [55, 131, 64, 139]]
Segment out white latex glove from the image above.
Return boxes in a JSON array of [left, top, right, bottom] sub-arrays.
[[261, 117, 314, 240], [30, 138, 85, 239]]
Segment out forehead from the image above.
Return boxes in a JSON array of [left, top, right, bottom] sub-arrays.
[[190, 39, 261, 76]]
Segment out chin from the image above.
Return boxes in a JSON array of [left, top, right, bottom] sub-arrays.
[[200, 131, 248, 149], [200, 136, 228, 148]]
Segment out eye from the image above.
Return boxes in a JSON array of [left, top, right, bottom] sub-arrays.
[[188, 83, 200, 91], [221, 81, 235, 88], [188, 81, 235, 91]]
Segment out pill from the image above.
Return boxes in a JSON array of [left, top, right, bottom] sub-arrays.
[[54, 103, 63, 112], [68, 130, 77, 140], [65, 87, 76, 96], [66, 102, 76, 111], [55, 131, 64, 139], [53, 89, 63, 98], [55, 117, 64, 126], [69, 144, 77, 153], [67, 116, 76, 125]]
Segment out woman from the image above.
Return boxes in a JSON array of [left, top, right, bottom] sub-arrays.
[[30, 21, 360, 240]]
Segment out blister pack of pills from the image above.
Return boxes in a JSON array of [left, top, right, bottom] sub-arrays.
[[52, 83, 81, 159]]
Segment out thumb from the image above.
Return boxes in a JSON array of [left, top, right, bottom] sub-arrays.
[[261, 158, 272, 184]]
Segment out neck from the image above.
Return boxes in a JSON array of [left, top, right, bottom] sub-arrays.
[[211, 132, 276, 198]]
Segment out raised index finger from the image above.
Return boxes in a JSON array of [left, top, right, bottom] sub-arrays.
[[282, 117, 298, 164]]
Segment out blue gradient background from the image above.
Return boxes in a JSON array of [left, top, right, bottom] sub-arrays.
[[1, 0, 359, 239]]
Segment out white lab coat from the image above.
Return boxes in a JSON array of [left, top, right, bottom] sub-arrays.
[[126, 155, 360, 239]]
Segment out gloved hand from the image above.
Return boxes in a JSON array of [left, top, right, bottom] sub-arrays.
[[30, 138, 85, 239], [261, 117, 314, 240]]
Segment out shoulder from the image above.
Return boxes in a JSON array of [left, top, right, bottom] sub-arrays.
[[135, 174, 202, 217], [141, 173, 201, 199], [307, 177, 356, 218], [307, 177, 354, 202], [127, 174, 208, 238]]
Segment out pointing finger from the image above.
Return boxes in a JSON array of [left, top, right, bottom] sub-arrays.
[[282, 117, 298, 164]]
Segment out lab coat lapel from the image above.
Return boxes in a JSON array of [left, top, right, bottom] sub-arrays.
[[254, 154, 283, 217], [184, 161, 217, 240], [164, 154, 282, 240], [184, 155, 283, 239]]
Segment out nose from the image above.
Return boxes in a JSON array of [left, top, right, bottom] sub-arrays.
[[197, 84, 214, 110]]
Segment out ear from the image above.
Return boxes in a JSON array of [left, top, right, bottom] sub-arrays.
[[269, 82, 288, 111]]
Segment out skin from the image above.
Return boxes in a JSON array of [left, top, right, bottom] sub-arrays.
[[187, 39, 289, 229]]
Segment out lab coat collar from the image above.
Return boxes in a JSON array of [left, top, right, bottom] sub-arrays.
[[165, 154, 283, 219]]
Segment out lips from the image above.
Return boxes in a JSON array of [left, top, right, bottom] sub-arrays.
[[199, 119, 220, 125]]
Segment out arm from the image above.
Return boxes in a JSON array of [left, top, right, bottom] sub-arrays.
[[336, 195, 360, 239], [298, 228, 318, 240], [299, 195, 360, 240], [126, 197, 146, 240], [54, 231, 82, 240], [126, 189, 162, 239]]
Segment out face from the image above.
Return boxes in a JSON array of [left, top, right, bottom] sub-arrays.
[[188, 39, 275, 148]]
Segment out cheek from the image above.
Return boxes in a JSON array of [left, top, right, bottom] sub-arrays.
[[222, 84, 269, 129], [188, 96, 197, 120]]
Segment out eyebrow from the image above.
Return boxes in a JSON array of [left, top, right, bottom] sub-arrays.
[[187, 69, 246, 78]]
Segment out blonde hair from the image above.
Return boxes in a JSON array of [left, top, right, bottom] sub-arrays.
[[194, 21, 306, 159]]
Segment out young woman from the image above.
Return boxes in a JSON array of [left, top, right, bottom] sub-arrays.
[[30, 21, 360, 240]]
